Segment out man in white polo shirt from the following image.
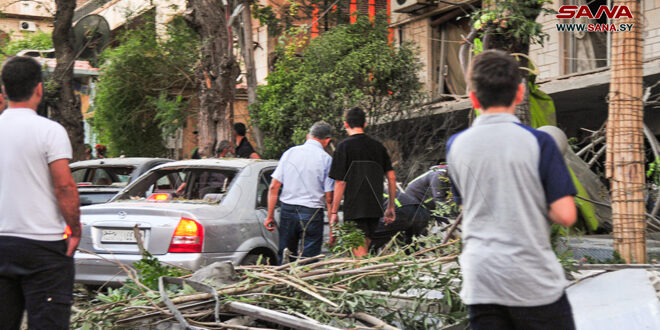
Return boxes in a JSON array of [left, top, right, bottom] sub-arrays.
[[0, 56, 81, 329], [264, 121, 334, 264]]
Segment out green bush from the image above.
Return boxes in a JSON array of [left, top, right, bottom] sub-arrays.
[[92, 16, 198, 157], [250, 13, 422, 159], [1, 31, 53, 58]]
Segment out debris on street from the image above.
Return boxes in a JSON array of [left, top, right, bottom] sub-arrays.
[[72, 233, 466, 329]]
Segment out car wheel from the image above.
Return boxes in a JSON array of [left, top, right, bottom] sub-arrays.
[[240, 253, 271, 266]]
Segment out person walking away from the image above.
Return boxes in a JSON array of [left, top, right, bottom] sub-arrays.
[[264, 121, 334, 264], [446, 50, 577, 330], [0, 56, 81, 329], [233, 123, 260, 159], [328, 107, 397, 257]]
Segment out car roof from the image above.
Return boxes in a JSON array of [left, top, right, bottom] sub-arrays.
[[70, 157, 172, 168], [151, 158, 278, 170]]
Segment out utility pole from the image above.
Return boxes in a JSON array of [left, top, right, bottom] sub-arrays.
[[606, 0, 645, 263]]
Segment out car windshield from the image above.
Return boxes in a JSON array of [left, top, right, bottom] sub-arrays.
[[79, 192, 118, 206], [72, 166, 135, 187], [115, 167, 237, 204]]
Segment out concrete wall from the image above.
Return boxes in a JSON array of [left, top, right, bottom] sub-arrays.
[[0, 17, 53, 41], [643, 0, 660, 60], [0, 0, 55, 17], [529, 1, 660, 81], [529, 2, 562, 81], [0, 0, 55, 41], [394, 17, 432, 94]]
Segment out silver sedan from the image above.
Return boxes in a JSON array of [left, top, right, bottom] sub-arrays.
[[74, 159, 281, 285]]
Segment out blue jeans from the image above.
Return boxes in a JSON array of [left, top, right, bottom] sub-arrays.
[[278, 203, 324, 265]]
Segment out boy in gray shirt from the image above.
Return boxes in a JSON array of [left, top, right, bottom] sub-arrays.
[[447, 50, 577, 329]]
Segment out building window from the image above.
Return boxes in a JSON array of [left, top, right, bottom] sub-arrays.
[[431, 16, 471, 99], [563, 0, 611, 74]]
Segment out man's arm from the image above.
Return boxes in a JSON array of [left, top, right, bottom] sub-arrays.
[[383, 170, 397, 225], [330, 181, 346, 216], [325, 191, 333, 214], [250, 152, 260, 159], [265, 179, 282, 231], [548, 195, 577, 227], [328, 181, 346, 244], [49, 159, 80, 256]]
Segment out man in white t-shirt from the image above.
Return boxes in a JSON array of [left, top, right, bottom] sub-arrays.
[[0, 56, 81, 329]]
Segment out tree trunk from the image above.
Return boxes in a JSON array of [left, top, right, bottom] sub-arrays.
[[238, 0, 264, 152], [514, 73, 531, 126], [185, 0, 238, 157], [606, 0, 645, 263], [483, 1, 540, 126], [49, 0, 85, 161]]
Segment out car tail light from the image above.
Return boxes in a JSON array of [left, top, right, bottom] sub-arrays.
[[168, 218, 203, 253], [148, 193, 172, 202]]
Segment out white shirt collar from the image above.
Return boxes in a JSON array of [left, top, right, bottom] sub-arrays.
[[3, 108, 37, 115]]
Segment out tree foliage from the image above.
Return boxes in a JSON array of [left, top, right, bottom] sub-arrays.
[[471, 0, 554, 48], [0, 31, 53, 57], [92, 17, 198, 157], [250, 14, 423, 159], [252, 0, 351, 37]]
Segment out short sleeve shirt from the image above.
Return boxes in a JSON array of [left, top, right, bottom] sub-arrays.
[[446, 113, 576, 307], [329, 134, 393, 219], [271, 139, 334, 209], [0, 108, 73, 241], [235, 138, 256, 158]]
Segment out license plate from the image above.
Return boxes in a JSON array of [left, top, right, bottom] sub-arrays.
[[101, 229, 145, 243]]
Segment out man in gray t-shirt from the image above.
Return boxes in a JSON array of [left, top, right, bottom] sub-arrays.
[[447, 50, 577, 330]]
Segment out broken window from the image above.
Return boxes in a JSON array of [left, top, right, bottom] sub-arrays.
[[431, 15, 471, 99], [563, 0, 611, 74]]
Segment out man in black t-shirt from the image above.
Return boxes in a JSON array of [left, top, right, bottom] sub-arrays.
[[233, 123, 260, 159], [329, 107, 396, 257]]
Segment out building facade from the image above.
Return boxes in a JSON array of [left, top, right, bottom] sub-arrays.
[[389, 0, 660, 137]]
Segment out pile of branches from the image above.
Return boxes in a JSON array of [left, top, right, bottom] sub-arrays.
[[72, 234, 465, 329]]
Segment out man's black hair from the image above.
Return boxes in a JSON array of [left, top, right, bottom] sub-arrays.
[[233, 122, 247, 136], [468, 50, 521, 110], [344, 107, 366, 128], [1, 56, 42, 102]]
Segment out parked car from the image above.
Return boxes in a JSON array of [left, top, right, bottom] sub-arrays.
[[74, 158, 280, 285], [70, 157, 172, 206]]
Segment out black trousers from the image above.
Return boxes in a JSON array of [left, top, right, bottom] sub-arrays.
[[468, 293, 575, 330], [0, 236, 74, 330]]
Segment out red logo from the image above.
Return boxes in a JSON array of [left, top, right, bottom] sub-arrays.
[[557, 5, 633, 19]]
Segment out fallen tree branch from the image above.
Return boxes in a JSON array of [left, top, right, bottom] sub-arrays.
[[225, 301, 341, 330], [442, 212, 463, 244], [351, 312, 401, 330]]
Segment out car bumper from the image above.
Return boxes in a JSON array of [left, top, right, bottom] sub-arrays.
[[74, 250, 247, 285]]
